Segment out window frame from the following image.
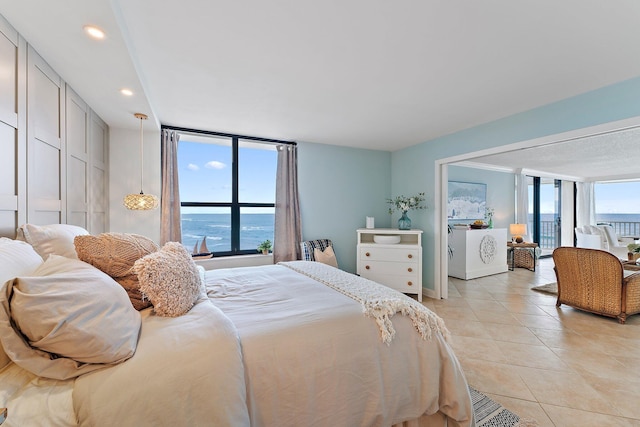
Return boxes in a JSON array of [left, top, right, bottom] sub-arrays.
[[162, 125, 295, 257]]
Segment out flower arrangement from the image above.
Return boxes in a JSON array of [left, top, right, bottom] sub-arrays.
[[387, 192, 426, 214], [485, 207, 494, 221]]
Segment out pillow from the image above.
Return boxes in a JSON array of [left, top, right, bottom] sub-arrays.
[[133, 242, 203, 317], [0, 239, 44, 369], [313, 246, 339, 268], [0, 255, 141, 380], [17, 223, 89, 259], [75, 233, 159, 310]]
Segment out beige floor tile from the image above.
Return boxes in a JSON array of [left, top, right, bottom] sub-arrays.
[[511, 313, 564, 330], [441, 319, 493, 340], [449, 335, 509, 364], [481, 323, 543, 345], [471, 309, 522, 325], [495, 342, 567, 371], [460, 358, 535, 401], [541, 404, 638, 427], [580, 374, 640, 420], [515, 366, 621, 416]]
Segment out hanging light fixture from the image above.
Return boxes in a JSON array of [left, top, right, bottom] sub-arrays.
[[123, 113, 159, 210]]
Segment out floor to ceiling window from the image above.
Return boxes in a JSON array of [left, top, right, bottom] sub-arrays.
[[528, 176, 562, 257], [594, 180, 640, 237]]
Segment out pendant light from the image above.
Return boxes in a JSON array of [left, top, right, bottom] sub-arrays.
[[123, 113, 159, 210]]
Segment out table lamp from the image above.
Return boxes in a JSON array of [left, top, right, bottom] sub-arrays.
[[510, 224, 527, 243]]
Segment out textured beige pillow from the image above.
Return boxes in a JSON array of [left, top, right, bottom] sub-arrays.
[[313, 246, 339, 268], [75, 233, 159, 310], [133, 242, 203, 317], [0, 255, 141, 380], [17, 223, 89, 259]]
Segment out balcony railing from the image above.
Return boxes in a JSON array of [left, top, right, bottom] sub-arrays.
[[539, 220, 640, 250]]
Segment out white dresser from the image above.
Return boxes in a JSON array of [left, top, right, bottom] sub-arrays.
[[356, 228, 423, 301], [448, 228, 508, 280]]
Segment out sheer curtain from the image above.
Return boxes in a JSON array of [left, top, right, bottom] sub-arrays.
[[576, 181, 596, 228], [515, 170, 531, 240], [160, 129, 182, 245], [273, 144, 302, 263]]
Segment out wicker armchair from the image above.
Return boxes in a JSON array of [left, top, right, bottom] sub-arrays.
[[552, 247, 640, 323]]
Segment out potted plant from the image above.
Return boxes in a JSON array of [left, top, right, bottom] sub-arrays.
[[627, 242, 640, 261], [257, 240, 272, 255]]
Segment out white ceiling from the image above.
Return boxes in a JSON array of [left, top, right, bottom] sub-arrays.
[[1, 1, 640, 170], [457, 124, 640, 182]]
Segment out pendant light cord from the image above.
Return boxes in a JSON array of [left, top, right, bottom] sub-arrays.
[[139, 115, 144, 194]]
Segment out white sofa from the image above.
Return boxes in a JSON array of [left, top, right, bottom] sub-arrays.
[[575, 225, 631, 259]]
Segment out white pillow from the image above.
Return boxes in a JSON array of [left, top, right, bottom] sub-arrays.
[[17, 223, 89, 259], [313, 246, 339, 268], [0, 255, 141, 379], [0, 239, 44, 369]]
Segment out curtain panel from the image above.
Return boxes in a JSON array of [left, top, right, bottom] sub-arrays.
[[273, 144, 302, 263], [160, 129, 182, 245]]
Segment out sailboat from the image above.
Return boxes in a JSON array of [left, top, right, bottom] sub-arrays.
[[191, 236, 213, 259]]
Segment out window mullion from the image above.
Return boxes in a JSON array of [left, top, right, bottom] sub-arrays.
[[231, 137, 240, 253]]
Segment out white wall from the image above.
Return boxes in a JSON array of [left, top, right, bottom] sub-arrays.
[[109, 127, 161, 243]]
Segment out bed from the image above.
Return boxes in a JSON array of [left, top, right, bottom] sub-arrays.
[[0, 226, 474, 427]]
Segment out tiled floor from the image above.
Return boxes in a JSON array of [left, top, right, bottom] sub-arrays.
[[423, 258, 640, 427]]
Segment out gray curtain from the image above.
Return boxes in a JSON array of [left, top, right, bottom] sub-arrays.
[[273, 144, 302, 263], [160, 129, 182, 245]]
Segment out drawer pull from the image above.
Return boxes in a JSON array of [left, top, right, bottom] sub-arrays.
[[407, 281, 413, 286], [365, 265, 370, 270], [365, 252, 370, 257], [407, 254, 413, 259], [407, 267, 413, 272]]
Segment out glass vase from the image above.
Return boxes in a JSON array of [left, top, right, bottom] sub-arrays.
[[398, 211, 411, 230]]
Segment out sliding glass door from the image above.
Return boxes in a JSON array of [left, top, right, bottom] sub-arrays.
[[528, 176, 562, 257]]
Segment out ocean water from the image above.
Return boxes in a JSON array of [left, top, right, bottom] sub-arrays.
[[181, 213, 274, 254]]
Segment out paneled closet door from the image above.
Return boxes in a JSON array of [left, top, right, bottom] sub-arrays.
[[27, 46, 65, 225], [66, 87, 89, 229], [0, 18, 25, 237], [89, 112, 109, 234]]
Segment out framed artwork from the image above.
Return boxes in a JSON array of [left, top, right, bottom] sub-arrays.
[[447, 181, 486, 220]]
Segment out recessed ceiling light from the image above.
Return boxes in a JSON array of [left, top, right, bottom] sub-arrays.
[[83, 25, 105, 40], [120, 88, 134, 96]]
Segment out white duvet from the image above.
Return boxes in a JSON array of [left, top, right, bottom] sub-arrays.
[[205, 264, 473, 427]]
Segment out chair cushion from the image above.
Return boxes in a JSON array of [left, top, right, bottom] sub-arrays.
[[301, 239, 333, 262], [313, 246, 338, 268]]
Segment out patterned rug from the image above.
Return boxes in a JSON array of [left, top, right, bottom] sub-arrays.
[[531, 282, 557, 295], [471, 386, 538, 426]]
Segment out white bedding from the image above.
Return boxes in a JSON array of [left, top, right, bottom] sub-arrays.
[[0, 262, 473, 427], [205, 264, 473, 427]]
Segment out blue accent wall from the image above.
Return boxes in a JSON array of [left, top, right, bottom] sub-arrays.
[[392, 76, 640, 291], [298, 141, 391, 273]]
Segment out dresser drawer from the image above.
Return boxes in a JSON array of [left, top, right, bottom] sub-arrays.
[[360, 247, 419, 263], [358, 260, 418, 276], [359, 271, 419, 293]]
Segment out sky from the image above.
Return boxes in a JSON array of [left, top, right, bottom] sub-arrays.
[[534, 181, 640, 215], [177, 137, 277, 214]]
